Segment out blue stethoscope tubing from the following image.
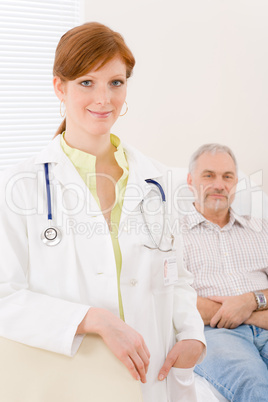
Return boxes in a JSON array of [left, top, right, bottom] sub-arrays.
[[44, 163, 52, 220], [41, 163, 62, 246], [41, 164, 173, 251]]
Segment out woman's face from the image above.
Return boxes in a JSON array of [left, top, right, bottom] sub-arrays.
[[55, 56, 127, 139]]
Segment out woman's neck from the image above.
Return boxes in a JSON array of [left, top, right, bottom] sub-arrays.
[[64, 129, 116, 163]]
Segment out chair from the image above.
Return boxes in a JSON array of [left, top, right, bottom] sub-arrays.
[[0, 334, 143, 402]]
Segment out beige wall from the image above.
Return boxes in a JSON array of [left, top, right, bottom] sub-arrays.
[[84, 0, 268, 193]]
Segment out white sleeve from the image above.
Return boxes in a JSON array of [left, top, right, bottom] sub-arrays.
[[0, 290, 89, 356], [173, 235, 206, 363], [0, 172, 89, 356]]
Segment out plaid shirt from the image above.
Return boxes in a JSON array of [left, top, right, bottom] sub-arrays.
[[181, 207, 268, 297]]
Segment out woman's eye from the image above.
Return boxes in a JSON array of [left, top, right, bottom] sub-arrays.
[[81, 80, 92, 87], [111, 80, 123, 87]]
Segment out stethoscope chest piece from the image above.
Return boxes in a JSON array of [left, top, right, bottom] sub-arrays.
[[41, 226, 62, 246]]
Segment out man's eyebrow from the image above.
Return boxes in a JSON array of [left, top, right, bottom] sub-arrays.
[[201, 170, 214, 174], [224, 171, 235, 176], [201, 170, 235, 175]]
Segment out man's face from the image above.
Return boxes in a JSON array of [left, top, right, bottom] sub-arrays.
[[187, 152, 238, 214]]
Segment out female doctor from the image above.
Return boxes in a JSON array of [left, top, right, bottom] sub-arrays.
[[0, 22, 205, 402]]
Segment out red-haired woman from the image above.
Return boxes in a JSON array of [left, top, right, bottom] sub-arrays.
[[0, 22, 205, 402]]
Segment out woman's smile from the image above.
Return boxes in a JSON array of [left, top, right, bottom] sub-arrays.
[[87, 110, 113, 118]]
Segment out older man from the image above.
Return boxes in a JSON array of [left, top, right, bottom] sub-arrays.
[[180, 143, 268, 401]]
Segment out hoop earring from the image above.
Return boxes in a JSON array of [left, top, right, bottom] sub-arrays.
[[60, 100, 66, 118], [119, 101, 128, 117]]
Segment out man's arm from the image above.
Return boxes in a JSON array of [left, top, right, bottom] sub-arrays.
[[244, 310, 268, 329], [209, 289, 268, 329], [197, 296, 221, 325]]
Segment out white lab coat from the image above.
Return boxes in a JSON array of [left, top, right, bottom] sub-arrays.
[[0, 136, 205, 402]]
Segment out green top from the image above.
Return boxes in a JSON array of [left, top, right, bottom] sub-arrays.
[[61, 133, 129, 320]]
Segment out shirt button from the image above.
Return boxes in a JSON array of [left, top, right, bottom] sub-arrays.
[[130, 279, 138, 286]]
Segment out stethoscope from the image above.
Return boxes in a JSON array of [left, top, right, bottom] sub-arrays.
[[41, 164, 174, 252], [41, 163, 62, 246], [142, 179, 174, 252]]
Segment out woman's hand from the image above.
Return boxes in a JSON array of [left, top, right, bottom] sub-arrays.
[[158, 340, 205, 381], [76, 307, 150, 383]]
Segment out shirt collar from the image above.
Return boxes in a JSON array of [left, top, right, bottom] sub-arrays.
[[60, 132, 128, 175], [183, 204, 258, 231], [34, 134, 163, 183], [230, 208, 260, 231], [183, 204, 207, 229], [60, 132, 95, 172], [111, 134, 129, 178]]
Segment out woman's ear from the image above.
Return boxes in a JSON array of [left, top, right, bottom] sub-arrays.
[[53, 76, 66, 101]]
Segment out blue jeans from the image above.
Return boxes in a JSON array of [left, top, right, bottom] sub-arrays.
[[194, 325, 268, 401]]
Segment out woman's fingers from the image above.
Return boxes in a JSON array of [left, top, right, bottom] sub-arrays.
[[141, 340, 151, 367], [137, 344, 150, 374], [118, 336, 150, 382], [92, 309, 150, 382], [126, 351, 147, 382], [123, 355, 141, 381], [132, 342, 150, 382]]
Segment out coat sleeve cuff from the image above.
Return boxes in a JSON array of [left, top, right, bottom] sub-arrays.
[[61, 307, 90, 357], [175, 331, 207, 364]]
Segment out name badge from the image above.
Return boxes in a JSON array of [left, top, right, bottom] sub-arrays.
[[163, 257, 178, 286]]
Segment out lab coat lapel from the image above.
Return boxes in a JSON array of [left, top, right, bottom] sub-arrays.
[[52, 159, 102, 217], [33, 137, 164, 221], [34, 136, 101, 216], [120, 144, 163, 224]]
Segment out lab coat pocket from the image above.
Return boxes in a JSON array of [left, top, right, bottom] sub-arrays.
[[167, 366, 198, 402]]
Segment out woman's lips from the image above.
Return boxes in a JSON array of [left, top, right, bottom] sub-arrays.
[[88, 110, 112, 118]]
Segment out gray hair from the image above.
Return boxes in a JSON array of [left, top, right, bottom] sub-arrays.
[[189, 143, 238, 174]]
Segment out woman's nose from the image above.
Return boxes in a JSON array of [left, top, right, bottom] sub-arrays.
[[94, 85, 110, 105]]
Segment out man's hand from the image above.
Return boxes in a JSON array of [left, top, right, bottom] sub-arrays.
[[209, 293, 257, 329], [197, 296, 221, 325], [158, 340, 205, 381]]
